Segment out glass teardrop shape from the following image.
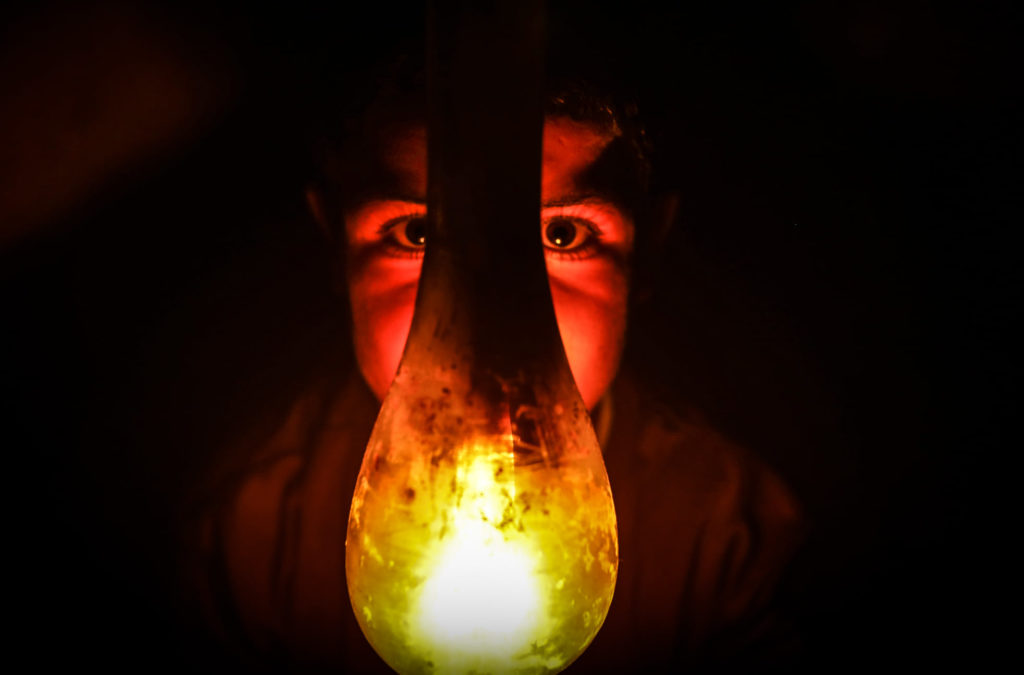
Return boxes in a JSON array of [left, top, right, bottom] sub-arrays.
[[346, 356, 617, 674]]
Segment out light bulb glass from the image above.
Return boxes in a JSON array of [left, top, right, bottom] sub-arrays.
[[346, 364, 618, 675]]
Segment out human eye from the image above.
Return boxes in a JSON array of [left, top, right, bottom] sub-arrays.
[[380, 212, 428, 258], [541, 206, 603, 260]]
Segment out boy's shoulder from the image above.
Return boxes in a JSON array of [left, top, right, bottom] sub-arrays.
[[604, 368, 802, 524], [586, 369, 806, 665]]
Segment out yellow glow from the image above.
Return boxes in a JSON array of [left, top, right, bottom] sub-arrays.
[[348, 423, 617, 674], [413, 452, 542, 668]]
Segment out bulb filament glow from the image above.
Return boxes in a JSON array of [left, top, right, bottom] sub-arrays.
[[347, 400, 617, 674]]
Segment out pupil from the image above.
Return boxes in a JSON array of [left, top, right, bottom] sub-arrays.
[[546, 220, 576, 248], [406, 218, 427, 246]]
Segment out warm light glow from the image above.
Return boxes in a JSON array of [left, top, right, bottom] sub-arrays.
[[348, 414, 617, 675], [411, 448, 543, 670]]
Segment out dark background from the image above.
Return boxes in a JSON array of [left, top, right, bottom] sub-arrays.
[[3, 0, 1013, 671]]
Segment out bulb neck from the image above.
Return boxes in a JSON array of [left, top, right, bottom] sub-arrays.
[[414, 0, 565, 379]]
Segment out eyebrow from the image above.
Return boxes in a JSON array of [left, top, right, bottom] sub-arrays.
[[360, 193, 613, 206], [542, 193, 629, 216], [353, 192, 427, 207], [354, 192, 623, 215], [542, 193, 610, 209]]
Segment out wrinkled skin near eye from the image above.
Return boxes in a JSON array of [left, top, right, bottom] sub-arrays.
[[339, 117, 634, 410]]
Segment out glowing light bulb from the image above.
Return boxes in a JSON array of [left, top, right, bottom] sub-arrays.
[[346, 370, 618, 675]]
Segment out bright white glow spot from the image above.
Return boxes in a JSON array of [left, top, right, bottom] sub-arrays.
[[417, 526, 539, 655], [412, 449, 542, 669]]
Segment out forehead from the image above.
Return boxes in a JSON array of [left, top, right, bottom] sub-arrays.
[[366, 117, 620, 202]]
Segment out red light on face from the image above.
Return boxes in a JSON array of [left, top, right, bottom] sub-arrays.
[[344, 118, 634, 410]]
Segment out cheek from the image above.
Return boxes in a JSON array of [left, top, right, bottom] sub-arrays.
[[546, 260, 630, 409], [345, 247, 629, 408], [347, 256, 421, 401]]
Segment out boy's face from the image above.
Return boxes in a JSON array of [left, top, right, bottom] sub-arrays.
[[340, 116, 634, 410]]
